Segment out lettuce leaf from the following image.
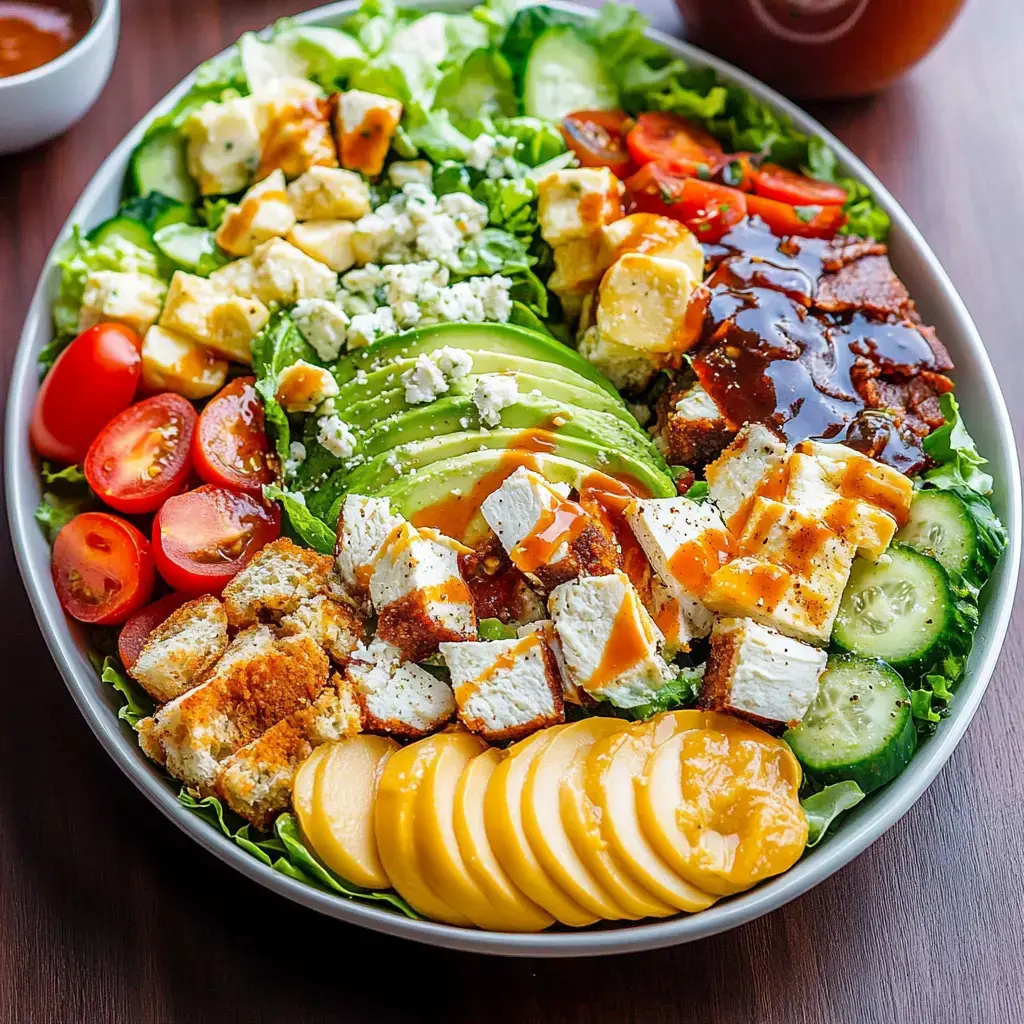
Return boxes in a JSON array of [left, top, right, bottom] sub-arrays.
[[34, 461, 96, 542], [455, 227, 533, 277], [263, 484, 336, 554], [623, 666, 703, 721], [922, 393, 994, 495], [802, 781, 865, 847], [478, 617, 518, 640], [98, 655, 154, 729], [493, 115, 566, 166]]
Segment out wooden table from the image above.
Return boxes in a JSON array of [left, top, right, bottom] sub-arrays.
[[1, 1, 1021, 1020]]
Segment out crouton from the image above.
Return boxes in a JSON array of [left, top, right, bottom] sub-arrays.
[[215, 674, 362, 830], [653, 379, 735, 467], [128, 595, 229, 703], [222, 538, 335, 627], [279, 593, 364, 664], [137, 625, 329, 792], [345, 640, 456, 738]]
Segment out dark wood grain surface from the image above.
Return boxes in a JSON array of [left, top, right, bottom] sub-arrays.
[[1, 1, 1022, 1021]]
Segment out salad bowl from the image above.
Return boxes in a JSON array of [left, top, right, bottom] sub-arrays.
[[6, 0, 1020, 957]]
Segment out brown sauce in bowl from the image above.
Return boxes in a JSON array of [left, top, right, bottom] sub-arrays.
[[0, 0, 92, 79]]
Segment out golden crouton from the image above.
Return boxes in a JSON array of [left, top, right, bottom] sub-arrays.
[[279, 593, 365, 665]]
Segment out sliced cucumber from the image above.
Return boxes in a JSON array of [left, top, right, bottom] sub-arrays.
[[153, 223, 227, 275], [897, 487, 1006, 593], [130, 129, 198, 204], [784, 655, 916, 793], [833, 544, 977, 682], [522, 27, 618, 122], [86, 216, 159, 254]]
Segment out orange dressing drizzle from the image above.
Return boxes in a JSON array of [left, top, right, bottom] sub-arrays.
[[713, 562, 791, 613], [511, 498, 589, 574], [588, 588, 650, 692], [456, 634, 541, 703], [342, 108, 397, 174], [725, 460, 790, 536], [258, 98, 335, 180], [578, 474, 652, 593], [669, 528, 734, 597], [839, 456, 910, 525]]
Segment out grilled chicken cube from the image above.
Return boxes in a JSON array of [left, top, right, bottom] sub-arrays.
[[536, 168, 624, 248], [287, 166, 371, 221], [274, 358, 339, 413], [182, 96, 261, 196], [441, 633, 564, 743], [78, 271, 167, 336], [334, 90, 403, 177], [336, 494, 406, 606], [700, 616, 827, 730], [653, 380, 735, 467], [215, 169, 297, 257], [599, 213, 704, 281], [548, 570, 672, 709], [209, 237, 337, 306], [287, 219, 356, 272], [705, 422, 789, 531], [279, 593, 365, 666], [254, 77, 338, 181], [140, 325, 229, 400]]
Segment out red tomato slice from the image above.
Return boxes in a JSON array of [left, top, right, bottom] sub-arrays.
[[30, 323, 142, 465], [117, 591, 192, 669], [193, 377, 273, 496], [152, 484, 280, 594], [717, 153, 759, 192], [626, 163, 747, 242], [625, 112, 723, 173], [561, 110, 637, 177], [746, 194, 847, 239], [84, 394, 197, 514], [52, 512, 155, 625], [753, 163, 848, 206]]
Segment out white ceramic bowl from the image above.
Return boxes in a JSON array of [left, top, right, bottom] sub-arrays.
[[5, 0, 1020, 958], [0, 0, 119, 154]]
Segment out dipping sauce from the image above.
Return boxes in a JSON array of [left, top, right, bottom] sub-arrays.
[[0, 1, 91, 78]]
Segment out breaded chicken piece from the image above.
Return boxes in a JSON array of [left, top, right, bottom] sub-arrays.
[[137, 625, 329, 792], [216, 674, 362, 830], [222, 538, 335, 627], [128, 596, 229, 703], [279, 592, 364, 665]]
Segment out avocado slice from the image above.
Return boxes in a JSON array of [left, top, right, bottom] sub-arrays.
[[338, 371, 635, 430], [314, 428, 673, 521], [333, 323, 618, 396], [367, 450, 676, 546], [334, 349, 613, 406]]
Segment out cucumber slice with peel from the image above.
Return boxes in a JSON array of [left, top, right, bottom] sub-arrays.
[[784, 655, 916, 793], [522, 27, 618, 122]]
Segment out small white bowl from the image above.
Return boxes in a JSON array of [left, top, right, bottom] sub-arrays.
[[0, 0, 119, 154]]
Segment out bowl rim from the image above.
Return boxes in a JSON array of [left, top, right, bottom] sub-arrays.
[[6, 0, 1020, 958], [0, 0, 119, 91]]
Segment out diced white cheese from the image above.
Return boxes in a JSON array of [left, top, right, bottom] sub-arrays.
[[287, 166, 371, 221], [287, 220, 356, 273], [706, 422, 789, 530], [316, 414, 357, 458], [440, 633, 563, 742], [275, 359, 339, 413], [337, 494, 405, 599], [549, 571, 672, 709], [472, 373, 518, 427], [215, 169, 296, 257], [291, 298, 349, 362], [141, 325, 228, 400], [701, 616, 827, 728], [182, 96, 261, 196], [244, 237, 337, 305], [79, 271, 167, 336], [536, 167, 624, 248]]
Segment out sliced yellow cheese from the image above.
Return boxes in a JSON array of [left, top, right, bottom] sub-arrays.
[[453, 748, 554, 933], [293, 743, 332, 843]]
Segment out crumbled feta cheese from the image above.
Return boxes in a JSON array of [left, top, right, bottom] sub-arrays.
[[347, 306, 396, 348], [291, 298, 349, 362], [465, 134, 498, 171], [435, 346, 473, 380], [473, 374, 519, 427], [439, 192, 489, 237], [284, 441, 307, 477], [400, 353, 450, 404], [316, 415, 358, 458]]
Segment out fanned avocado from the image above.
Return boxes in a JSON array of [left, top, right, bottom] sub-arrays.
[[367, 450, 676, 546], [315, 428, 672, 521], [338, 371, 635, 430], [334, 349, 614, 406], [333, 323, 618, 396]]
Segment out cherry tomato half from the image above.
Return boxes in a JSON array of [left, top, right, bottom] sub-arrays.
[[626, 163, 747, 242], [152, 484, 280, 594], [561, 110, 637, 177], [753, 163, 848, 207], [84, 394, 197, 515], [52, 512, 155, 625], [193, 377, 273, 496], [30, 323, 142, 465], [625, 112, 723, 174], [117, 592, 192, 669], [746, 194, 847, 239]]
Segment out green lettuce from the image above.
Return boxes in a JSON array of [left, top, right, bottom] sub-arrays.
[[623, 667, 703, 721], [95, 655, 154, 729], [493, 115, 566, 166], [922, 394, 994, 495], [263, 484, 336, 555], [477, 617, 519, 640], [34, 461, 96, 543], [802, 780, 865, 847]]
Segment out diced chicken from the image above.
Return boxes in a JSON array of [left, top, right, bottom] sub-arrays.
[[548, 570, 672, 709], [536, 168, 624, 248], [159, 271, 269, 365], [274, 358, 339, 413], [653, 379, 735, 467], [479, 466, 617, 591], [548, 236, 610, 297], [517, 619, 589, 707], [441, 633, 564, 743], [703, 497, 855, 645], [182, 96, 261, 196], [700, 616, 827, 730], [705, 422, 789, 532], [215, 674, 362, 830], [599, 213, 704, 281], [137, 625, 329, 792], [279, 593, 364, 665], [215, 169, 297, 257], [334, 89, 403, 178], [345, 640, 455, 738], [287, 219, 356, 272], [78, 271, 167, 336], [222, 537, 336, 628], [335, 494, 406, 606], [624, 496, 731, 652], [254, 77, 338, 181], [128, 595, 229, 704], [287, 166, 371, 221], [141, 325, 229, 400], [209, 237, 337, 306], [369, 522, 476, 660]]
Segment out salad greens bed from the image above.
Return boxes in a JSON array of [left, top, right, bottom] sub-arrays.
[[35, 0, 1006, 920]]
